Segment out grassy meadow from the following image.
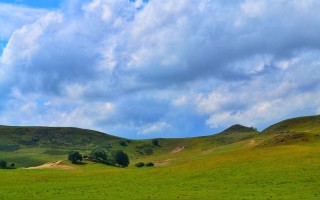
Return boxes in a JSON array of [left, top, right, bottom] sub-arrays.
[[1, 115, 320, 199]]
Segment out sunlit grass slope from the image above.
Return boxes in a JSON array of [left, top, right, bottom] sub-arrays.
[[1, 139, 320, 199], [0, 124, 259, 167], [0, 115, 320, 199]]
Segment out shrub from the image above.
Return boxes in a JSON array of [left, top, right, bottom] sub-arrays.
[[105, 144, 112, 150], [10, 163, 15, 169], [135, 162, 145, 168], [0, 144, 20, 152], [114, 150, 129, 167], [152, 139, 159, 146], [144, 148, 153, 155], [119, 141, 127, 146], [68, 151, 83, 164], [146, 162, 154, 167], [90, 148, 108, 163], [0, 160, 7, 169]]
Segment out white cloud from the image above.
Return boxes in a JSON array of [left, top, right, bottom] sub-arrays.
[[138, 122, 171, 135], [82, 0, 101, 12], [199, 51, 320, 129], [172, 96, 187, 106], [0, 3, 48, 40], [1, 0, 320, 138], [197, 91, 234, 114], [275, 58, 299, 70], [241, 0, 266, 17], [1, 12, 63, 65], [134, 0, 144, 9]]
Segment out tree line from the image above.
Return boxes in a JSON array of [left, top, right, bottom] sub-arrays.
[[68, 148, 129, 168], [0, 160, 15, 169]]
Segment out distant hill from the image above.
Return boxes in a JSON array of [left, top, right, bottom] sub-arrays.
[[1, 115, 320, 167], [0, 125, 122, 150], [221, 124, 257, 134], [263, 115, 320, 134], [1, 115, 320, 199], [261, 115, 320, 146]]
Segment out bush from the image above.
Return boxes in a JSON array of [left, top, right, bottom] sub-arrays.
[[105, 144, 112, 150], [119, 141, 127, 146], [0, 144, 20, 152], [10, 163, 15, 168], [135, 144, 154, 155], [89, 148, 108, 163], [68, 151, 83, 164], [0, 160, 7, 169], [135, 162, 145, 167], [114, 150, 129, 167], [145, 162, 154, 167], [152, 139, 159, 146], [144, 148, 153, 155]]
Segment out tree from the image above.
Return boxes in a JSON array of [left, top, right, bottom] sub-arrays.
[[135, 162, 145, 168], [68, 151, 83, 164], [90, 148, 108, 163], [10, 163, 15, 169], [119, 141, 127, 146], [144, 148, 153, 155], [0, 160, 7, 169], [146, 162, 154, 167], [152, 139, 159, 146], [114, 150, 129, 167]]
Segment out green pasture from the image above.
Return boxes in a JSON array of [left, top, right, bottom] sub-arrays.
[[1, 115, 320, 199]]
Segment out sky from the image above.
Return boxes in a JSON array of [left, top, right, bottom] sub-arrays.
[[0, 0, 320, 139]]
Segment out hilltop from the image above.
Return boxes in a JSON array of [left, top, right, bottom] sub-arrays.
[[221, 124, 257, 134]]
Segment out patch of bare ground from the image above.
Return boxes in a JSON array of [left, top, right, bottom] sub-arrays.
[[154, 159, 173, 166], [171, 145, 187, 153], [25, 160, 73, 170], [201, 147, 216, 154], [248, 139, 257, 146]]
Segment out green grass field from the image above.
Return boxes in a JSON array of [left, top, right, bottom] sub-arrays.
[[1, 115, 320, 199]]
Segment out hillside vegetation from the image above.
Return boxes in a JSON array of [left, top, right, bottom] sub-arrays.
[[0, 115, 320, 199]]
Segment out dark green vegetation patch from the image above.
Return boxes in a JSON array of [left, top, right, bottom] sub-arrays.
[[0, 144, 20, 152]]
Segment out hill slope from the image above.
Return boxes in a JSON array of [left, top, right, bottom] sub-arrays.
[[0, 115, 320, 168], [0, 125, 121, 148], [263, 115, 320, 134], [0, 124, 260, 167], [1, 115, 320, 199], [260, 115, 320, 146], [0, 126, 123, 167]]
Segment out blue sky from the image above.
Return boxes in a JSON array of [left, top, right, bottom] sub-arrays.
[[0, 0, 320, 139], [0, 0, 62, 8]]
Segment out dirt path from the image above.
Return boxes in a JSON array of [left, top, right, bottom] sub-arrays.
[[171, 145, 186, 153], [248, 140, 257, 146], [25, 160, 73, 170]]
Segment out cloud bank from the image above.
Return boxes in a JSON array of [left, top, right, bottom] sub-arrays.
[[0, 0, 320, 138]]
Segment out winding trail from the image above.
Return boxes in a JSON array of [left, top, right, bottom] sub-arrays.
[[25, 160, 73, 170]]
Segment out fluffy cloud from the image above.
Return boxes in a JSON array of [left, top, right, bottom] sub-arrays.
[[0, 3, 47, 41], [1, 0, 320, 138], [197, 51, 320, 128], [138, 122, 171, 135]]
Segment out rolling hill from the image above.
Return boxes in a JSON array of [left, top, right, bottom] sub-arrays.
[[0, 123, 259, 167], [0, 115, 320, 199]]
